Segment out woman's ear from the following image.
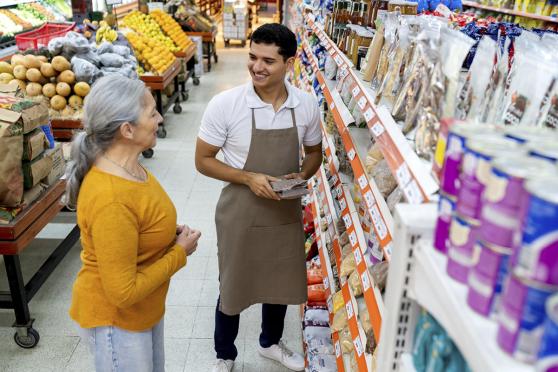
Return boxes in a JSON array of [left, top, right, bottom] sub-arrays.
[[119, 122, 135, 140]]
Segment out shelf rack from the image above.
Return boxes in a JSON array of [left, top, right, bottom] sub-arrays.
[[462, 0, 558, 23]]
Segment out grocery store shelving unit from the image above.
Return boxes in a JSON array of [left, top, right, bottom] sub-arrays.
[[377, 204, 535, 372], [462, 0, 558, 23], [1, 0, 35, 6]]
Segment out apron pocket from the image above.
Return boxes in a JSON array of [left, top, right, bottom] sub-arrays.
[[246, 223, 304, 261]]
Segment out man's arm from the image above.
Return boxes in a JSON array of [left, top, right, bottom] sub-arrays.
[[284, 143, 323, 180], [195, 138, 280, 200]]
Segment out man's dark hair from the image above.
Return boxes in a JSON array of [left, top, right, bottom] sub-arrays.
[[250, 23, 297, 61]]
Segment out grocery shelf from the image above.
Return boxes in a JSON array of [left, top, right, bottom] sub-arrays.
[[400, 353, 417, 372], [303, 14, 439, 204], [411, 239, 534, 372], [462, 0, 558, 23], [0, 0, 35, 7]]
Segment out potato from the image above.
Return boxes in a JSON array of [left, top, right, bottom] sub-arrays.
[[50, 95, 67, 110], [26, 82, 42, 97], [56, 82, 71, 97], [23, 55, 41, 69], [40, 63, 56, 78], [37, 56, 48, 63], [25, 68, 42, 83], [42, 83, 56, 98], [13, 65, 27, 80], [11, 54, 25, 66]]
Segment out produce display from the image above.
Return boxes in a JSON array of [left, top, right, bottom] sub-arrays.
[[150, 9, 194, 50], [41, 0, 72, 19], [95, 21, 118, 44], [0, 9, 32, 31], [10, 8, 44, 27], [173, 0, 219, 32], [125, 31, 176, 75], [0, 12, 24, 38], [122, 10, 180, 53]]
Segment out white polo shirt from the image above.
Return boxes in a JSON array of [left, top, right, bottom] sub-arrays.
[[199, 81, 322, 170]]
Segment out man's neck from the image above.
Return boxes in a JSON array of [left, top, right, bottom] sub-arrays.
[[254, 82, 288, 111]]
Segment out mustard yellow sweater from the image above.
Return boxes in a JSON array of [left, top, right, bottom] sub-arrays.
[[69, 166, 186, 331]]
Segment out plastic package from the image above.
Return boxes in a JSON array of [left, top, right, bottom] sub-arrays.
[[370, 159, 397, 198], [387, 187, 404, 213], [349, 270, 363, 296], [324, 55, 337, 80], [333, 290, 344, 313], [339, 327, 354, 353], [307, 354, 337, 372], [372, 12, 398, 91], [113, 45, 131, 58], [369, 261, 389, 292], [306, 337, 334, 355], [47, 37, 64, 56], [304, 326, 332, 342], [340, 253, 356, 277], [74, 50, 101, 67], [338, 231, 349, 246], [341, 243, 352, 259], [331, 307, 348, 331], [71, 57, 101, 85], [307, 269, 324, 285], [305, 309, 330, 325], [100, 53, 125, 68], [97, 42, 114, 55], [308, 284, 327, 303]]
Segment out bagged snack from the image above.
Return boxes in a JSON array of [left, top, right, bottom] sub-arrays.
[[372, 12, 398, 91], [349, 270, 363, 296], [333, 290, 345, 313], [339, 231, 349, 246], [361, 25, 384, 82], [370, 159, 398, 198], [370, 261, 389, 292], [324, 55, 337, 80], [304, 326, 332, 342], [306, 337, 334, 355], [339, 326, 354, 353], [308, 354, 337, 372], [331, 306, 348, 331], [305, 308, 330, 325], [480, 37, 511, 124], [341, 243, 352, 259], [307, 269, 324, 285], [340, 252, 356, 277], [387, 187, 404, 213]]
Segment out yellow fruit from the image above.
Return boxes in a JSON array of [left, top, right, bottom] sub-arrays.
[[37, 56, 48, 63], [13, 65, 27, 80], [68, 95, 83, 108], [58, 70, 76, 84], [56, 82, 71, 97], [9, 79, 26, 91], [23, 55, 41, 69], [25, 68, 42, 83], [74, 82, 90, 97], [11, 55, 25, 67], [50, 95, 66, 110], [42, 83, 56, 98], [51, 56, 71, 72], [0, 61, 13, 74], [26, 82, 42, 97], [40, 63, 56, 78], [0, 72, 14, 84]]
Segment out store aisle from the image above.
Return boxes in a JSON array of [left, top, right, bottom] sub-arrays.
[[0, 46, 302, 372]]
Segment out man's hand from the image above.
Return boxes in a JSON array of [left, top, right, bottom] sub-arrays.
[[282, 172, 306, 180], [245, 173, 281, 200]]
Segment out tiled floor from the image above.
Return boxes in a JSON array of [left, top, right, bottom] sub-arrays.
[[0, 33, 302, 372]]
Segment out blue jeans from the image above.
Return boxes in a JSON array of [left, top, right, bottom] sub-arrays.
[[78, 319, 165, 372]]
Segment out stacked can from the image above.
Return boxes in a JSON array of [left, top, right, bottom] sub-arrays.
[[496, 176, 558, 363], [466, 156, 555, 317], [446, 135, 519, 283], [538, 294, 558, 372], [434, 124, 496, 254]]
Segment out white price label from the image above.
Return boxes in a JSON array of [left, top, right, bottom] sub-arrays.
[[332, 175, 339, 185], [343, 213, 352, 228], [354, 337, 364, 357], [396, 164, 412, 185], [330, 102, 335, 110], [364, 190, 375, 209], [334, 55, 343, 65], [323, 277, 330, 290], [349, 231, 357, 247], [339, 197, 347, 211], [403, 180, 424, 204], [361, 271, 371, 291], [321, 83, 325, 90], [347, 148, 356, 161], [336, 185, 343, 196], [352, 85, 361, 97], [335, 341, 341, 358], [385, 241, 394, 257], [370, 204, 381, 225], [354, 248, 362, 265], [374, 218, 388, 240], [370, 123, 385, 137], [364, 107, 376, 122], [358, 96, 367, 110], [320, 191, 325, 201], [345, 301, 354, 319], [317, 239, 322, 248], [327, 296, 333, 313], [327, 214, 333, 225], [358, 174, 367, 190]]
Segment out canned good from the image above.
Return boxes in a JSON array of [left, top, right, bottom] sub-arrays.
[[517, 176, 558, 286], [504, 126, 553, 144], [480, 203, 520, 248], [497, 271, 558, 362], [484, 155, 556, 211], [537, 294, 558, 372], [434, 192, 456, 254], [447, 213, 480, 283], [467, 240, 511, 317], [440, 124, 497, 197], [456, 176, 485, 220], [529, 140, 558, 164]]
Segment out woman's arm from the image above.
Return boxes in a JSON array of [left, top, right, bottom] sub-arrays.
[[91, 202, 186, 308]]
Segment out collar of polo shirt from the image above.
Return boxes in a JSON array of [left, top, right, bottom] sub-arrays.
[[245, 81, 301, 110]]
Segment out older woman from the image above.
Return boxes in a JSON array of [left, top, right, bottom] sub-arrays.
[[64, 76, 201, 372]]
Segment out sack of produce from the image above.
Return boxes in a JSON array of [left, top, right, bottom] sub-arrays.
[[0, 110, 23, 207], [48, 37, 65, 56], [23, 155, 53, 190], [100, 53, 125, 68], [71, 57, 101, 85], [22, 129, 47, 161], [74, 50, 101, 67], [97, 42, 114, 55], [113, 45, 131, 58], [62, 32, 92, 56]]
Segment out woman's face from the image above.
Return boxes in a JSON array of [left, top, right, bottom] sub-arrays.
[[130, 90, 163, 150]]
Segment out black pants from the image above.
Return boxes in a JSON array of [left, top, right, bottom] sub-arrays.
[[214, 297, 288, 361]]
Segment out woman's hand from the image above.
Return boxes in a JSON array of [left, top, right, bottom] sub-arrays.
[[176, 225, 201, 256]]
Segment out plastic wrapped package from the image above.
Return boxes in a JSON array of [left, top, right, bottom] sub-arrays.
[[387, 187, 404, 213], [62, 32, 91, 56], [340, 76, 354, 106], [305, 309, 330, 326], [48, 37, 64, 56], [369, 261, 389, 292], [113, 45, 131, 58], [331, 307, 348, 332], [341, 243, 352, 260], [100, 53, 125, 68], [339, 327, 353, 353], [336, 218, 347, 234], [71, 57, 101, 84], [480, 37, 511, 124], [349, 270, 363, 296], [304, 326, 332, 343], [308, 284, 327, 304], [324, 55, 337, 80], [370, 159, 397, 199], [308, 354, 337, 372], [97, 42, 114, 55], [372, 12, 398, 91], [340, 254, 356, 277], [307, 269, 324, 285], [306, 337, 334, 355], [365, 143, 383, 174], [333, 290, 344, 313], [338, 231, 349, 246], [74, 50, 101, 67]]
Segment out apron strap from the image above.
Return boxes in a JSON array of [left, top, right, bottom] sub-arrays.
[[251, 108, 296, 130], [290, 108, 297, 128], [251, 108, 256, 131]]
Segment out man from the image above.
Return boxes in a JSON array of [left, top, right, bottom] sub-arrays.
[[195, 23, 323, 372]]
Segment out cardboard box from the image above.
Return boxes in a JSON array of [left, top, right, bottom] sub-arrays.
[[42, 144, 65, 186], [22, 155, 53, 190], [23, 129, 47, 161]]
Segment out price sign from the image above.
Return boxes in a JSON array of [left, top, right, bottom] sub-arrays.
[[345, 301, 354, 319], [330, 102, 335, 110], [326, 214, 333, 225], [396, 164, 412, 185], [336, 185, 342, 197], [349, 231, 357, 247], [354, 337, 364, 357], [327, 296, 333, 313], [331, 174, 339, 185], [335, 341, 341, 358], [364, 190, 374, 209], [343, 213, 352, 228], [352, 85, 361, 97], [364, 107, 375, 122], [339, 197, 347, 211], [371, 123, 385, 137], [404, 180, 424, 204], [358, 96, 367, 110], [374, 217, 388, 240], [324, 276, 330, 290], [358, 174, 367, 190], [385, 241, 394, 257], [321, 84, 325, 90], [361, 271, 371, 291], [370, 205, 381, 225], [354, 248, 362, 265], [347, 148, 356, 161]]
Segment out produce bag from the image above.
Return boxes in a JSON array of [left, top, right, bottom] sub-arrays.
[[0, 110, 23, 207], [23, 155, 53, 190], [340, 253, 356, 277], [22, 128, 47, 161], [71, 57, 101, 85], [100, 53, 125, 68]]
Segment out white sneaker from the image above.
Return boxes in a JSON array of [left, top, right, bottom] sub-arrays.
[[258, 340, 305, 371], [212, 359, 234, 372]]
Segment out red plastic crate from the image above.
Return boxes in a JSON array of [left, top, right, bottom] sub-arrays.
[[15, 22, 76, 51]]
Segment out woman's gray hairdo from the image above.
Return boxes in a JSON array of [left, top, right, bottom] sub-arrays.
[[62, 75, 147, 208]]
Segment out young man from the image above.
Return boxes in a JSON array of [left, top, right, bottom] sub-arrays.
[[195, 23, 323, 372]]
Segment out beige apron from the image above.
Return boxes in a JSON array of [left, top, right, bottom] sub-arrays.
[[215, 108, 307, 316]]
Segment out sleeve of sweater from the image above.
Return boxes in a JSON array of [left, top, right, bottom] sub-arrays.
[[90, 202, 187, 308]]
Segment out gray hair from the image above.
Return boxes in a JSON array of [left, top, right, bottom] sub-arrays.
[[63, 76, 147, 208]]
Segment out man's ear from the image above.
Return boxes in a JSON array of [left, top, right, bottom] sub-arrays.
[[119, 122, 135, 140], [286, 56, 296, 68]]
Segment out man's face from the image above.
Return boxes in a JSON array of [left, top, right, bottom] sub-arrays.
[[248, 42, 294, 90]]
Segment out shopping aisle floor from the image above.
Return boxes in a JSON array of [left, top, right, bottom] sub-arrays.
[[0, 46, 302, 372]]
